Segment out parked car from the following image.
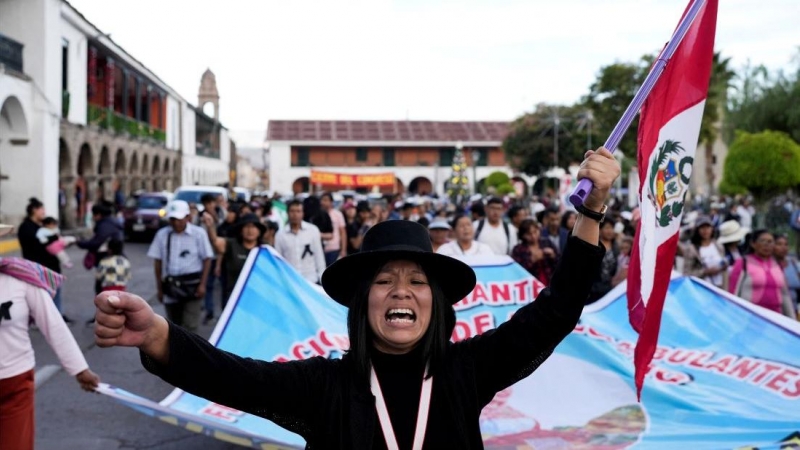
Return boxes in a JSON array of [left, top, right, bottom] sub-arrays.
[[173, 185, 231, 212], [123, 192, 173, 241]]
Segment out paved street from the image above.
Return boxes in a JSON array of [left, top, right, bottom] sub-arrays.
[[29, 242, 243, 450]]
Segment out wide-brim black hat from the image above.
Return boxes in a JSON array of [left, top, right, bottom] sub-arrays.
[[233, 213, 267, 235], [321, 220, 476, 307]]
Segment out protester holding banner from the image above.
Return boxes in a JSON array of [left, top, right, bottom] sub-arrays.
[[0, 225, 100, 450], [93, 148, 618, 450], [729, 230, 797, 319]]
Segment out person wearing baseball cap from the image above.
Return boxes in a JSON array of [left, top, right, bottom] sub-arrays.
[[146, 200, 215, 332], [427, 219, 451, 253]]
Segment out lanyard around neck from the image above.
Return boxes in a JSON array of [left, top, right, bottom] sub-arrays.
[[370, 366, 433, 450]]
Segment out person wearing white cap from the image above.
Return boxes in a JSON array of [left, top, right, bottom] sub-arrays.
[[427, 219, 451, 253], [146, 200, 214, 332]]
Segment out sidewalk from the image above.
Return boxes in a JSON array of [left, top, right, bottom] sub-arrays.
[[0, 227, 91, 256]]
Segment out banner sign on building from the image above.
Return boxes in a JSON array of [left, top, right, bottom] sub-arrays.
[[98, 247, 800, 449], [310, 170, 395, 187]]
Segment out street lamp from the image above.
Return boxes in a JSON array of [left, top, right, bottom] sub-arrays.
[[471, 148, 481, 196]]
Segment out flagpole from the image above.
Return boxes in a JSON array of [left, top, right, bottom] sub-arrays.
[[569, 0, 708, 207]]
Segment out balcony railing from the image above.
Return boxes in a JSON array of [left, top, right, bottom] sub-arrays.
[[0, 33, 24, 73], [87, 103, 166, 143], [196, 142, 220, 159]]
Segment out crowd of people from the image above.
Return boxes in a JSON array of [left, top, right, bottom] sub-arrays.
[[152, 188, 800, 325]]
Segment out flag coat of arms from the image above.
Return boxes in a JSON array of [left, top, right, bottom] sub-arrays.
[[627, 0, 718, 398]]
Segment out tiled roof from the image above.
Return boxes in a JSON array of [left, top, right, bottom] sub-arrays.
[[267, 120, 510, 143]]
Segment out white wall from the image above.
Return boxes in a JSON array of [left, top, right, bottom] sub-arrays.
[[165, 95, 181, 151], [181, 154, 228, 187], [181, 103, 196, 156], [0, 76, 36, 224], [220, 128, 230, 164], [0, 0, 63, 218], [60, 14, 87, 125]]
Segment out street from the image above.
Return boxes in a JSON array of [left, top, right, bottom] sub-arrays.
[[30, 242, 242, 450]]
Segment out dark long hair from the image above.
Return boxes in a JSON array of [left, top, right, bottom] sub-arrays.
[[346, 262, 455, 388]]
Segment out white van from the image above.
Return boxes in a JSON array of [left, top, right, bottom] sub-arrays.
[[173, 185, 231, 212]]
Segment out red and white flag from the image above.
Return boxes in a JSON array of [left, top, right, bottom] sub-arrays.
[[627, 0, 718, 398]]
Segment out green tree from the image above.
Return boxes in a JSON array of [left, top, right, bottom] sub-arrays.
[[582, 56, 653, 155], [720, 130, 800, 201], [698, 52, 736, 194], [503, 104, 588, 175], [726, 56, 800, 144]]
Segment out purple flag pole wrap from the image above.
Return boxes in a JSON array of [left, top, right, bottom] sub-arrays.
[[569, 0, 707, 208]]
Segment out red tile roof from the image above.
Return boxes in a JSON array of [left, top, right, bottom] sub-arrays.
[[267, 120, 510, 143]]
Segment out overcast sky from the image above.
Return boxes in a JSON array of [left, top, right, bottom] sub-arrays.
[[69, 0, 799, 147]]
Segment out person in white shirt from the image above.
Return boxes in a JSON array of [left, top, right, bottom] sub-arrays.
[[473, 197, 518, 255], [438, 215, 495, 256], [275, 200, 326, 284], [0, 223, 99, 450]]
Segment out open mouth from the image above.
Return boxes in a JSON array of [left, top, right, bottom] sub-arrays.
[[385, 308, 417, 324]]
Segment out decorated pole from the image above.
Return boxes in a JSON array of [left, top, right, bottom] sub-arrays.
[[569, 0, 707, 207]]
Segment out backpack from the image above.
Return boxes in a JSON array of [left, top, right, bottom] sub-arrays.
[[474, 219, 511, 253]]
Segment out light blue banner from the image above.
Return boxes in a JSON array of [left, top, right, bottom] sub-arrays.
[[99, 246, 800, 449]]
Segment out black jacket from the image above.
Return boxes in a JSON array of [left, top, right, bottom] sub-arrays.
[[18, 218, 60, 273], [142, 236, 603, 449], [77, 216, 124, 266]]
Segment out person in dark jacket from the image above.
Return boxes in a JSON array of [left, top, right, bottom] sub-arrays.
[[93, 149, 619, 449], [18, 198, 72, 322], [77, 203, 124, 297]]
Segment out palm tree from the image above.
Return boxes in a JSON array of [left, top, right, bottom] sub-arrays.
[[699, 52, 735, 195]]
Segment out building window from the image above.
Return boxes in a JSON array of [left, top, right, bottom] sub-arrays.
[[477, 148, 489, 167], [383, 148, 395, 166], [711, 155, 717, 166], [356, 147, 368, 162], [439, 147, 455, 166], [297, 147, 310, 167], [61, 39, 69, 91]]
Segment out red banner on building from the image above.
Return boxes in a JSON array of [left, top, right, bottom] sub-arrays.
[[310, 171, 395, 187]]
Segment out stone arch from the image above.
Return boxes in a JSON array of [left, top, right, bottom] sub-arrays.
[[0, 96, 30, 225], [128, 152, 140, 195], [98, 146, 112, 176], [408, 176, 433, 195], [141, 154, 149, 176], [59, 139, 72, 178], [0, 96, 29, 144], [76, 143, 93, 222], [114, 149, 127, 175], [292, 176, 310, 194]]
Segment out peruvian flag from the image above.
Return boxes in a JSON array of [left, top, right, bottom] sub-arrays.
[[627, 0, 718, 398]]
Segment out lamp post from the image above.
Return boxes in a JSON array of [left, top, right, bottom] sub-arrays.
[[471, 148, 481, 196]]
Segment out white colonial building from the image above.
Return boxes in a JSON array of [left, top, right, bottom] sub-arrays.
[[0, 0, 232, 227]]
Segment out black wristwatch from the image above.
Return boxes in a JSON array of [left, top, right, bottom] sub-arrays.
[[576, 204, 608, 223]]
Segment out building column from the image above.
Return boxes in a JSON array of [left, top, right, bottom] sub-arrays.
[[145, 85, 152, 128], [60, 175, 76, 230], [88, 46, 98, 125], [105, 57, 115, 128], [121, 69, 128, 119], [134, 77, 141, 122], [158, 92, 164, 130]]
